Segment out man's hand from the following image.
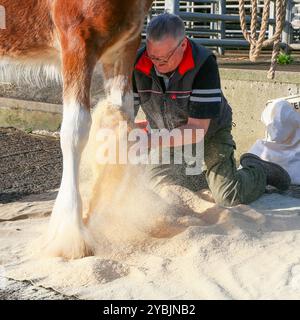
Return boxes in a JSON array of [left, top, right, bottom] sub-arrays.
[[135, 119, 149, 133], [165, 117, 210, 147], [186, 118, 211, 136], [134, 118, 210, 149]]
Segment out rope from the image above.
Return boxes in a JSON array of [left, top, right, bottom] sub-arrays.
[[250, 0, 258, 57], [238, 0, 287, 79]]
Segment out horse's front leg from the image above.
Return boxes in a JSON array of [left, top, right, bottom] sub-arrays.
[[45, 26, 98, 259]]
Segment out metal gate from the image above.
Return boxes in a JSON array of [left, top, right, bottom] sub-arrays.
[[146, 0, 300, 54]]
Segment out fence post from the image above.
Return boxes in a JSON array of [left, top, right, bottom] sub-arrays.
[[210, 0, 217, 53], [268, 1, 275, 39], [165, 0, 180, 15], [218, 0, 226, 55], [282, 0, 293, 50]]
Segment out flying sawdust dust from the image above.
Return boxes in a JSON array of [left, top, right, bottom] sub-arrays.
[[79, 100, 216, 259]]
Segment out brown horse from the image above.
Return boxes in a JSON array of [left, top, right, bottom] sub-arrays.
[[0, 0, 153, 259]]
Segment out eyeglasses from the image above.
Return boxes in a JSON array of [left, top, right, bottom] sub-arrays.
[[146, 39, 184, 64]]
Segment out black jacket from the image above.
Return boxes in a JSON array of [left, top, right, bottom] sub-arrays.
[[133, 38, 232, 137]]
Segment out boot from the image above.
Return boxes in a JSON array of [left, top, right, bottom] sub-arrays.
[[240, 153, 291, 191]]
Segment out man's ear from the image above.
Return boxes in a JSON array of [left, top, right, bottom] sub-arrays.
[[182, 37, 188, 50]]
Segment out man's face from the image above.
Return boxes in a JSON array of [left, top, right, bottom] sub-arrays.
[[146, 36, 187, 74]]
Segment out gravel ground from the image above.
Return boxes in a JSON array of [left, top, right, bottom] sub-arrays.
[[0, 278, 79, 300], [0, 127, 62, 204]]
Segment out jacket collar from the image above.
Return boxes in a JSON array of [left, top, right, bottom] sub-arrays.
[[135, 38, 195, 77]]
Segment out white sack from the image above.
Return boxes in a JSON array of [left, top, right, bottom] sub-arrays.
[[249, 98, 300, 185]]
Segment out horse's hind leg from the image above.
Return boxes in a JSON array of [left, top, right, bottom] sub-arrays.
[[82, 36, 141, 219], [101, 36, 142, 122]]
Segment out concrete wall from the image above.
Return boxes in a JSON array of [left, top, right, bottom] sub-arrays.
[[0, 97, 62, 131], [0, 68, 299, 159], [220, 69, 300, 159]]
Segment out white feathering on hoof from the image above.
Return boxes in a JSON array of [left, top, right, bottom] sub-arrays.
[[44, 221, 95, 259]]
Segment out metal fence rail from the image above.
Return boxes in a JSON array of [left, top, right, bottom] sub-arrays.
[[146, 0, 300, 54]]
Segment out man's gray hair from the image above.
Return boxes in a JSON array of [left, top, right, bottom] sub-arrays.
[[146, 13, 186, 42]]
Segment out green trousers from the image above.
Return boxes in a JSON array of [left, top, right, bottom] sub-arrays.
[[145, 126, 267, 207]]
